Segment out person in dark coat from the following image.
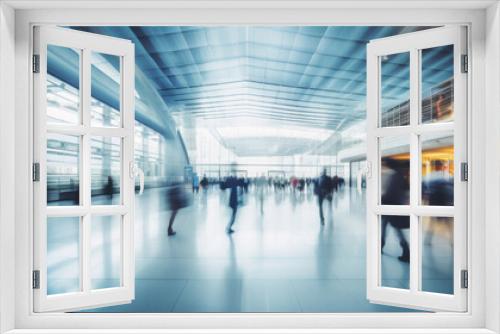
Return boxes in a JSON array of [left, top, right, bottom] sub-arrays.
[[166, 182, 192, 236], [332, 175, 339, 193], [221, 169, 244, 234], [200, 174, 209, 192], [105, 175, 114, 200], [314, 168, 332, 225], [380, 158, 410, 262]]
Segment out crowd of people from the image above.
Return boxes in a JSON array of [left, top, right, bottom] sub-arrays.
[[163, 165, 346, 236], [163, 159, 452, 264]]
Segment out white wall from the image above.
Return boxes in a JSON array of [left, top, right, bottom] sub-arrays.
[[4, 4, 495, 332], [485, 2, 500, 332], [0, 2, 16, 333]]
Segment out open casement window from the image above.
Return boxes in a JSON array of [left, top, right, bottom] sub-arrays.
[[33, 26, 136, 312], [366, 26, 467, 312]]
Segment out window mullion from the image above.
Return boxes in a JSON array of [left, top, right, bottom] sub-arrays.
[[81, 48, 91, 294], [82, 48, 91, 210], [409, 48, 420, 294], [81, 214, 90, 293], [121, 53, 134, 292]]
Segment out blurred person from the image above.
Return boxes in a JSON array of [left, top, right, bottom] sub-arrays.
[[105, 175, 114, 201], [338, 177, 345, 188], [332, 175, 339, 193], [296, 178, 306, 204], [306, 178, 312, 187], [255, 173, 266, 215], [422, 160, 453, 206], [434, 94, 445, 120], [314, 168, 331, 225], [165, 181, 192, 236], [325, 174, 336, 208], [291, 176, 298, 192], [330, 175, 340, 207], [380, 158, 410, 262], [422, 159, 453, 244], [243, 177, 249, 193], [192, 173, 199, 193], [221, 164, 244, 234], [70, 178, 79, 204], [200, 174, 209, 192], [298, 178, 305, 192]]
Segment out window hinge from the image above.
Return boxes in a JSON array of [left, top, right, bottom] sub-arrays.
[[32, 163, 40, 182], [32, 270, 40, 289], [461, 269, 468, 289], [32, 54, 40, 73], [461, 54, 468, 73], [461, 162, 468, 182]]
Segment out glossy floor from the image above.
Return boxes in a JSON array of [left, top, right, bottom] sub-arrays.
[[59, 185, 454, 313]]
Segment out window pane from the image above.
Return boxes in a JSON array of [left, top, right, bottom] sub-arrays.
[[47, 45, 80, 125], [47, 133, 80, 206], [47, 217, 80, 295], [91, 215, 122, 289], [91, 52, 121, 127], [421, 216, 454, 294], [380, 52, 410, 127], [421, 45, 454, 124], [91, 137, 121, 205], [380, 215, 410, 289], [421, 131, 454, 206], [380, 136, 410, 205]]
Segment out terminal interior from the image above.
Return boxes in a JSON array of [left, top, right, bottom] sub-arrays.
[[45, 26, 455, 312]]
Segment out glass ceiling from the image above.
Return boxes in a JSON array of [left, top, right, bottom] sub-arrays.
[[72, 26, 434, 127], [69, 26, 451, 156]]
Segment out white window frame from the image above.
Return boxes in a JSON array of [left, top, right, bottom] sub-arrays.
[[366, 26, 468, 312], [32, 26, 136, 312], [0, 1, 498, 333]]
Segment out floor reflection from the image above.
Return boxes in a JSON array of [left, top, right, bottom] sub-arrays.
[[44, 185, 455, 312]]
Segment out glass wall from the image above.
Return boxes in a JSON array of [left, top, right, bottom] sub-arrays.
[[180, 126, 342, 179], [135, 121, 167, 186], [46, 73, 167, 205]]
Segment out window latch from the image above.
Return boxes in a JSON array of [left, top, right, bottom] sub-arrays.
[[129, 161, 145, 195]]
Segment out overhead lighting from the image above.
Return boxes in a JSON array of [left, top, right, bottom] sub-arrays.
[[216, 126, 333, 141]]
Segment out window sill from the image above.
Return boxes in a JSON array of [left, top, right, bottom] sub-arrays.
[[4, 329, 497, 334]]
